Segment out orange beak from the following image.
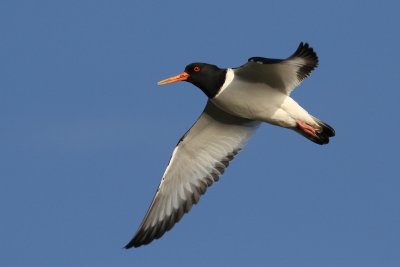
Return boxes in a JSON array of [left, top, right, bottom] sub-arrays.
[[157, 72, 190, 85]]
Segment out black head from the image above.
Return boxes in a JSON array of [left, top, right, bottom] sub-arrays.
[[158, 63, 227, 98]]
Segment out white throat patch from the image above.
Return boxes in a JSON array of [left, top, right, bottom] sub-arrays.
[[215, 68, 234, 98]]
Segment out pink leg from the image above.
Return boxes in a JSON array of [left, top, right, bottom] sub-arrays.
[[296, 119, 317, 137]]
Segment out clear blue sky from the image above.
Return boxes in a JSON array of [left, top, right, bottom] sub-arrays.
[[2, 0, 399, 266]]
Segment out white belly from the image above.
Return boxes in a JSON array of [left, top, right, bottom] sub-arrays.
[[211, 69, 315, 128]]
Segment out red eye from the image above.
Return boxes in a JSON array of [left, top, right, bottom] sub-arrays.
[[194, 66, 201, 72]]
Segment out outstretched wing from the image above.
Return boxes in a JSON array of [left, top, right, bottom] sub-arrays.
[[125, 101, 260, 248], [234, 42, 318, 95]]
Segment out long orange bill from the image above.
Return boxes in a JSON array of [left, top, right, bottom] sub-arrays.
[[157, 72, 190, 85]]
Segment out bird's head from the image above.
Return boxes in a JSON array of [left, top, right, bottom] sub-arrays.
[[158, 63, 226, 98]]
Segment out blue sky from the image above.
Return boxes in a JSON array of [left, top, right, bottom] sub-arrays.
[[2, 0, 400, 266]]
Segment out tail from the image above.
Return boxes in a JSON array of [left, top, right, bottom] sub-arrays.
[[295, 116, 335, 145]]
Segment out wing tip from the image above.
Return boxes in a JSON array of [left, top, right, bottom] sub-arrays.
[[124, 184, 200, 249], [124, 242, 136, 249], [124, 227, 160, 249], [291, 42, 319, 81], [124, 231, 146, 249], [293, 42, 318, 62]]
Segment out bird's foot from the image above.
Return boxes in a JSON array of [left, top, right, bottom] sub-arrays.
[[296, 119, 317, 137]]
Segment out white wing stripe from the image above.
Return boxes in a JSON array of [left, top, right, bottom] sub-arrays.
[[125, 102, 260, 248]]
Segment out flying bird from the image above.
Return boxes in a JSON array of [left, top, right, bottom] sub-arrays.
[[125, 42, 335, 248]]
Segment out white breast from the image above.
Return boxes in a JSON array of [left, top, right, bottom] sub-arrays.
[[211, 68, 314, 127]]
